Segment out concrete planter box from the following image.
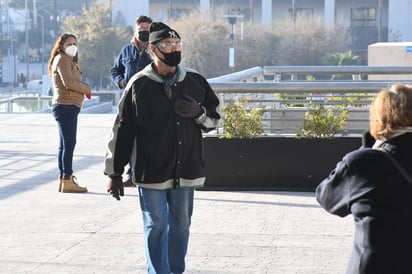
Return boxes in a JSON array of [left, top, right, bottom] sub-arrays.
[[202, 136, 361, 192]]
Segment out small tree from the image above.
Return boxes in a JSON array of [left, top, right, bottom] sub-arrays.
[[172, 9, 279, 78], [222, 98, 264, 138], [326, 51, 360, 66], [296, 102, 349, 138], [325, 51, 361, 80], [61, 3, 129, 89], [232, 21, 279, 71], [274, 16, 352, 66], [172, 10, 230, 78]]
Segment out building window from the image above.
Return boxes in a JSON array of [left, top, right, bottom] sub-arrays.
[[351, 8, 376, 27]]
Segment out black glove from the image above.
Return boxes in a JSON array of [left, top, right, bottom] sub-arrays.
[[362, 129, 375, 148], [174, 94, 202, 118], [107, 176, 124, 201]]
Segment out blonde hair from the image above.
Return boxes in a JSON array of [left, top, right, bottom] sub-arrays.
[[369, 83, 412, 140]]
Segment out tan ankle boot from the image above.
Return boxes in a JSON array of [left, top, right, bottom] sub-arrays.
[[58, 176, 62, 192], [61, 175, 88, 193]]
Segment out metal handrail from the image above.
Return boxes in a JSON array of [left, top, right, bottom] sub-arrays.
[[206, 66, 412, 135], [209, 81, 411, 93], [3, 66, 412, 119], [208, 66, 264, 82], [263, 65, 412, 75], [0, 95, 52, 113], [207, 66, 412, 95]]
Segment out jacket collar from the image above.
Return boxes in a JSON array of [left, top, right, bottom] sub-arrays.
[[373, 127, 412, 148], [143, 64, 187, 83]]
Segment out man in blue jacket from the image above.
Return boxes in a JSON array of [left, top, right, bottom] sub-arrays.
[[110, 15, 153, 186]]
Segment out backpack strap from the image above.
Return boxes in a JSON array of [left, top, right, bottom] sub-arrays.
[[374, 147, 412, 186]]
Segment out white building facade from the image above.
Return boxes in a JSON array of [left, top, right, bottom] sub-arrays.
[[106, 1, 410, 40], [99, 0, 411, 64]]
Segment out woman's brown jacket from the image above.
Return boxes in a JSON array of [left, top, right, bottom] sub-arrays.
[[51, 53, 90, 108]]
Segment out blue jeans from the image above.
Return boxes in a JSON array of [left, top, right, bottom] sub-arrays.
[[138, 187, 194, 274], [51, 104, 80, 177]]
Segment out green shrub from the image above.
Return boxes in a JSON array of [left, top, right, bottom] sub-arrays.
[[296, 102, 349, 138], [222, 98, 265, 138]]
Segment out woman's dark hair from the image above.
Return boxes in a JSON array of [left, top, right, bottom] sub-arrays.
[[136, 15, 152, 25], [134, 15, 153, 33], [47, 33, 78, 78]]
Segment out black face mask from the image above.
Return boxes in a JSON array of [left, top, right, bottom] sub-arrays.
[[138, 31, 149, 42], [157, 48, 181, 67]]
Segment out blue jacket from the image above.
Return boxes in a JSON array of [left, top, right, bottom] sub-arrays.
[[316, 133, 412, 274], [110, 41, 152, 89]]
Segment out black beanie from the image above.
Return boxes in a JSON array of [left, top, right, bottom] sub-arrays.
[[149, 22, 180, 44]]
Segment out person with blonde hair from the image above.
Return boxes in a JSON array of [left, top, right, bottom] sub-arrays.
[[316, 83, 412, 274], [48, 33, 91, 193]]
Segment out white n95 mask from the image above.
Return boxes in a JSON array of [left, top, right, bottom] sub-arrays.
[[65, 45, 78, 57]]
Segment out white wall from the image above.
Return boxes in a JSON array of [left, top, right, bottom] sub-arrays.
[[200, 0, 210, 11], [324, 0, 335, 24], [368, 42, 412, 80], [261, 0, 272, 24]]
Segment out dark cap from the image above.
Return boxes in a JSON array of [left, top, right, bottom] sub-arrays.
[[149, 22, 180, 44]]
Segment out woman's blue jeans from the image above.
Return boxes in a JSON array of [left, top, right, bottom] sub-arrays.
[[51, 104, 80, 177], [138, 187, 194, 274]]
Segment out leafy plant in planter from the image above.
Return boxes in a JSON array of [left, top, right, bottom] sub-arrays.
[[204, 97, 358, 191], [221, 98, 265, 138], [296, 101, 349, 138]]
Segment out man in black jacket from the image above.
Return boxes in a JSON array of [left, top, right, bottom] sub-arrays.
[[105, 22, 220, 274]]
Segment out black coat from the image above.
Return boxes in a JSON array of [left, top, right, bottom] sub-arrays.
[[316, 133, 412, 274], [105, 64, 220, 190]]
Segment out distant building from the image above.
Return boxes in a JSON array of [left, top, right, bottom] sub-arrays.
[[101, 0, 411, 64], [97, 0, 149, 27]]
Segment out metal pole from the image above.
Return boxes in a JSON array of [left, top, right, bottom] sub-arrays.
[[25, 0, 29, 85], [52, 0, 57, 37], [0, 2, 3, 41], [249, 0, 253, 22], [169, 0, 172, 19], [109, 0, 112, 22], [7, 8, 13, 89], [377, 0, 382, 42], [33, 0, 37, 28], [40, 14, 44, 75]]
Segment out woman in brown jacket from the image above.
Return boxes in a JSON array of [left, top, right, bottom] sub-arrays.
[[48, 33, 91, 193]]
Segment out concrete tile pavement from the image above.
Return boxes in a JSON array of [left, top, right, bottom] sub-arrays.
[[0, 114, 354, 273]]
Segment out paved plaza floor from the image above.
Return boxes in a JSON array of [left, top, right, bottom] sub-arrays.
[[0, 114, 354, 273]]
